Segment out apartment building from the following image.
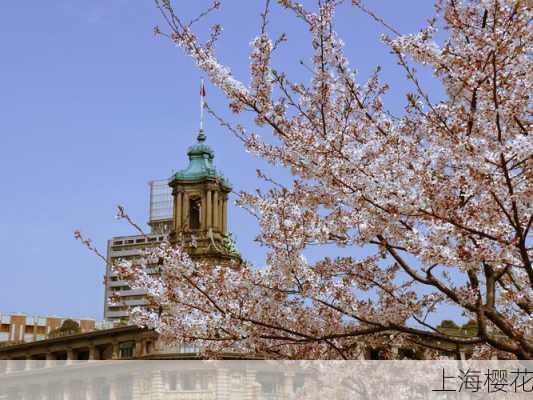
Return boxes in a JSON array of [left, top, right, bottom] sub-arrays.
[[0, 313, 98, 345]]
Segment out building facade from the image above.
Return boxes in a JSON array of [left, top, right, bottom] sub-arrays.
[[0, 328, 306, 400], [0, 326, 159, 363], [0, 358, 306, 400], [104, 232, 168, 321], [0, 320, 477, 363]]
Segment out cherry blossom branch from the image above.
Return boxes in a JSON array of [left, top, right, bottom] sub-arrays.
[[74, 230, 107, 264], [116, 205, 147, 237], [106, 0, 533, 360], [351, 0, 401, 36]]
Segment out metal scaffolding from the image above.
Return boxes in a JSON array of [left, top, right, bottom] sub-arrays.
[[148, 179, 173, 222]]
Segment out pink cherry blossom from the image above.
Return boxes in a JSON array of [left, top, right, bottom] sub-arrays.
[[105, 0, 532, 360]]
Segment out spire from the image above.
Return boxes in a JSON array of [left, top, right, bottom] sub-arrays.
[[172, 80, 215, 182], [199, 79, 206, 133], [197, 129, 206, 143], [170, 80, 230, 187]]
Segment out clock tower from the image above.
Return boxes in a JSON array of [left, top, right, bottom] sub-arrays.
[[169, 129, 238, 264]]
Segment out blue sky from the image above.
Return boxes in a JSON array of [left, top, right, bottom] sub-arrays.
[[0, 1, 441, 320]]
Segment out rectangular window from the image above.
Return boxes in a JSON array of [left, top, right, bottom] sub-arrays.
[[189, 198, 201, 229], [181, 373, 196, 391], [119, 342, 135, 359], [118, 376, 132, 400], [168, 373, 177, 391], [70, 380, 85, 400], [48, 384, 63, 400], [294, 374, 308, 391], [230, 373, 243, 390], [93, 378, 110, 400], [7, 388, 21, 400], [141, 375, 151, 392], [256, 373, 281, 394], [26, 385, 41, 400]]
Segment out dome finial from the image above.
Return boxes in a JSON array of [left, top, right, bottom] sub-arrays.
[[197, 128, 206, 143]]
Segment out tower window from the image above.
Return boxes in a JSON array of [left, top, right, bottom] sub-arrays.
[[189, 198, 201, 230]]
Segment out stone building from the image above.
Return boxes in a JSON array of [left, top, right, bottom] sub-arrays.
[[0, 357, 306, 400], [0, 326, 159, 363], [0, 321, 476, 364], [0, 327, 306, 400], [105, 129, 239, 321]]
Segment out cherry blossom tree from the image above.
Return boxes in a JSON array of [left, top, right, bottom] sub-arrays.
[[104, 0, 532, 359]]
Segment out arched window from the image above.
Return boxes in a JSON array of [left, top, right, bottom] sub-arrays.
[[189, 198, 201, 229]]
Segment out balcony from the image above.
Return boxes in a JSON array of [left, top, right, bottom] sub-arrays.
[[108, 280, 130, 289], [116, 288, 146, 297], [123, 299, 147, 307], [105, 310, 129, 318], [108, 248, 145, 257]]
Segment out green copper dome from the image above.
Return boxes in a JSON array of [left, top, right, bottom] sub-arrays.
[[172, 129, 224, 182]]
